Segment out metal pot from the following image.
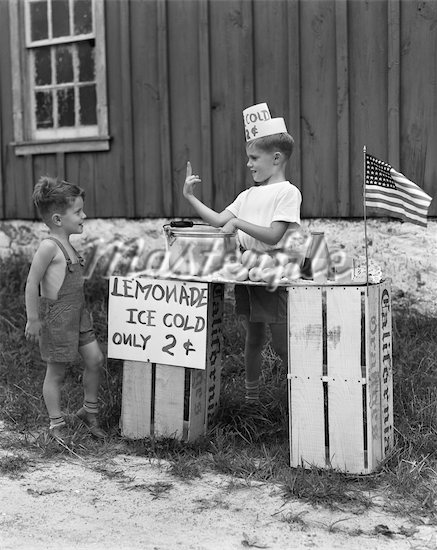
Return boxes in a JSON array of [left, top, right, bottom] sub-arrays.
[[163, 221, 237, 276]]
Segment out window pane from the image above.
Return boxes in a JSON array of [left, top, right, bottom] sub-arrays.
[[55, 46, 74, 84], [34, 47, 52, 85], [57, 88, 75, 126], [52, 0, 70, 38], [79, 84, 97, 125], [78, 41, 95, 82], [35, 90, 53, 128], [30, 1, 48, 41], [74, 0, 92, 35]]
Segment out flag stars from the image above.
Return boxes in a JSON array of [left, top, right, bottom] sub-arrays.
[[366, 156, 396, 188]]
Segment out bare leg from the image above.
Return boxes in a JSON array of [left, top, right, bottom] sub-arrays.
[[269, 322, 288, 368], [240, 315, 266, 392], [77, 340, 106, 438], [43, 361, 67, 422], [79, 340, 104, 404]]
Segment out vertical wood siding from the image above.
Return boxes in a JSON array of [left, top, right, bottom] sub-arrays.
[[1, 0, 436, 219], [401, 0, 437, 201]]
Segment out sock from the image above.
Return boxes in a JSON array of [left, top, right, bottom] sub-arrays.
[[83, 400, 99, 415], [49, 416, 65, 429], [245, 379, 260, 402]]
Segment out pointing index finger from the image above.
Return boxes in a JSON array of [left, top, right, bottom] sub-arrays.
[[186, 161, 192, 179]]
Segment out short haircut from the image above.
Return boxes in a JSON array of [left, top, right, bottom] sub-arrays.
[[32, 176, 85, 220], [247, 133, 294, 160]]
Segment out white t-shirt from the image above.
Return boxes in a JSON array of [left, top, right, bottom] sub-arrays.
[[225, 181, 302, 252]]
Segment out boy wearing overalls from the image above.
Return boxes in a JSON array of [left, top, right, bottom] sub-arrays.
[[183, 103, 302, 402], [25, 177, 106, 442]]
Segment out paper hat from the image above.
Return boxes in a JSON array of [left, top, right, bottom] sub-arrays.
[[243, 102, 288, 142]]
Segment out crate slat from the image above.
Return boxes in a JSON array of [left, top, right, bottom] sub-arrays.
[[366, 285, 383, 468], [328, 379, 366, 472], [289, 287, 323, 375], [379, 280, 394, 455], [289, 287, 325, 467], [326, 287, 362, 380], [205, 284, 223, 427], [290, 378, 326, 467], [120, 360, 152, 439], [154, 364, 185, 438], [326, 287, 366, 472], [188, 369, 207, 441]]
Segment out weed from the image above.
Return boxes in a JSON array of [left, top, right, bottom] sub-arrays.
[[125, 481, 173, 499], [280, 467, 374, 512], [0, 454, 31, 477], [241, 532, 269, 548], [169, 456, 202, 479], [279, 510, 308, 529]]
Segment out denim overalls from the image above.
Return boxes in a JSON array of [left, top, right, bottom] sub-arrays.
[[39, 237, 95, 363]]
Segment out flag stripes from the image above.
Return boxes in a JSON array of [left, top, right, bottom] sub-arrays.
[[365, 153, 432, 227], [365, 201, 427, 226], [366, 187, 429, 217]]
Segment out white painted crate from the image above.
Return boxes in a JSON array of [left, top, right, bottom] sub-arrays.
[[288, 281, 393, 474], [120, 284, 223, 442]]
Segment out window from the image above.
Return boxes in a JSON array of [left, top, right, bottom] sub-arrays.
[[9, 0, 109, 155]]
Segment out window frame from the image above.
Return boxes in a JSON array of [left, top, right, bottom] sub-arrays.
[[9, 0, 110, 156]]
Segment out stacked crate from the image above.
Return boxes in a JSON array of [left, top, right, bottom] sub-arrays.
[[120, 283, 223, 442], [287, 281, 393, 474]]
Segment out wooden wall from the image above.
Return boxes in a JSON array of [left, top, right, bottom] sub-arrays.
[[0, 0, 436, 220]]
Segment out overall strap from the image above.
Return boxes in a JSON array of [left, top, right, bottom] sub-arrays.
[[70, 244, 85, 266], [45, 237, 76, 264]]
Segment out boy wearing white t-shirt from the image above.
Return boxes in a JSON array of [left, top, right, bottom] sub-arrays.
[[183, 103, 302, 403]]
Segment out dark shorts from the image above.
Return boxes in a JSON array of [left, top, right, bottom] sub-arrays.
[[39, 297, 96, 363], [234, 284, 287, 324]]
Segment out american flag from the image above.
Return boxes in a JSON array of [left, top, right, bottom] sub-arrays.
[[365, 153, 432, 227]]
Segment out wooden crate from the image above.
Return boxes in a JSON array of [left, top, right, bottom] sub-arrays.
[[287, 281, 393, 474], [120, 284, 223, 441]]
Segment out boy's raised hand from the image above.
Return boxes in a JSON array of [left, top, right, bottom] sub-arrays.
[[183, 161, 201, 197]]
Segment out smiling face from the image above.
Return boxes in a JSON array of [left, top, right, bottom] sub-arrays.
[[57, 196, 86, 235], [246, 144, 277, 185]]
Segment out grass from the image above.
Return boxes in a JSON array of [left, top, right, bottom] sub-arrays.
[[0, 454, 32, 477], [0, 252, 436, 523]]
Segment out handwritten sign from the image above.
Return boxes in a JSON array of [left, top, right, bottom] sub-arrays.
[[108, 276, 209, 369]]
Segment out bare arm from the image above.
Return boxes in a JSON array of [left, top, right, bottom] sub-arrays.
[[222, 218, 296, 247], [25, 240, 56, 343], [183, 161, 235, 228]]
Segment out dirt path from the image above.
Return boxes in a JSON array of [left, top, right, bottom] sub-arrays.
[[1, 451, 435, 550]]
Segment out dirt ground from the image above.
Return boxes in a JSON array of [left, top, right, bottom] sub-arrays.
[[0, 444, 436, 550], [1, 218, 436, 549]]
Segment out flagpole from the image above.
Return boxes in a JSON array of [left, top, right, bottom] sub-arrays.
[[363, 145, 369, 296]]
